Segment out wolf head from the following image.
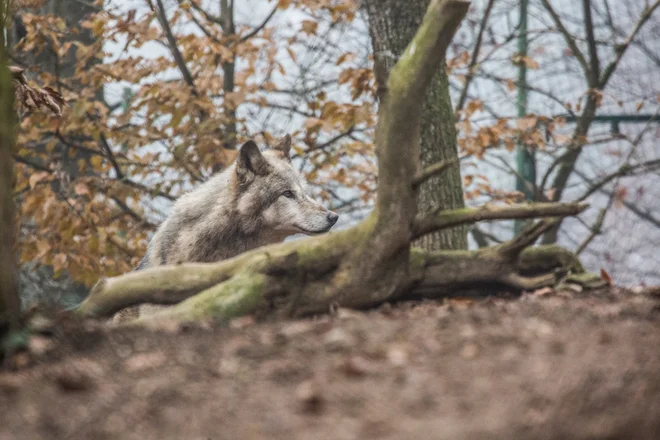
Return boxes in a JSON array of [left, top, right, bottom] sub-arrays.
[[233, 135, 339, 237]]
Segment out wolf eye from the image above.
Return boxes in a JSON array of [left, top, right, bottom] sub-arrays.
[[282, 190, 295, 199]]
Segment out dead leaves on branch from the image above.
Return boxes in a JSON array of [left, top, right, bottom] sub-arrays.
[[11, 66, 65, 117]]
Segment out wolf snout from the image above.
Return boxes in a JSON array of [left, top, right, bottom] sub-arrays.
[[327, 211, 339, 226]]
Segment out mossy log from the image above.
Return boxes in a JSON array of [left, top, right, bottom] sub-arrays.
[[76, 0, 596, 327], [77, 205, 590, 324]]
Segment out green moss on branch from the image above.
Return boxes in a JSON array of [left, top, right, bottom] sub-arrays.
[[518, 245, 585, 276], [413, 202, 588, 239], [134, 272, 269, 325]]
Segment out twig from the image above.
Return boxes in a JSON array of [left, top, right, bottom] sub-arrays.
[[540, 0, 591, 80], [63, 120, 126, 180], [470, 226, 502, 248], [178, 0, 221, 44], [578, 159, 660, 202], [498, 219, 557, 257], [240, 5, 278, 42], [496, 155, 537, 198], [576, 207, 607, 256], [478, 72, 578, 118], [110, 196, 156, 228], [119, 178, 176, 201], [411, 158, 458, 188], [582, 0, 600, 85], [13, 155, 51, 172], [570, 164, 660, 229], [599, 0, 660, 87], [52, 132, 109, 159], [151, 0, 198, 93], [188, 0, 222, 26], [455, 0, 495, 114], [614, 194, 660, 229]]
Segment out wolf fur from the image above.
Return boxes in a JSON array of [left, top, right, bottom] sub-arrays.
[[112, 135, 338, 323]]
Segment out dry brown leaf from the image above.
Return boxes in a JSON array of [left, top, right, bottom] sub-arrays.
[[600, 268, 613, 286], [11, 66, 65, 117], [614, 187, 628, 209], [124, 352, 167, 373], [532, 287, 554, 297], [339, 356, 372, 378]]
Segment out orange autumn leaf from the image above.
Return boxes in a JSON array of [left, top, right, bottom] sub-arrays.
[[600, 268, 613, 287]]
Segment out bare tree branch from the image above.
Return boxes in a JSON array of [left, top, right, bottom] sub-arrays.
[[88, 121, 126, 179], [412, 158, 458, 188], [570, 165, 660, 229], [13, 154, 51, 173], [541, 94, 599, 244], [470, 226, 496, 248], [455, 0, 495, 114], [541, 0, 591, 81], [110, 196, 156, 228], [479, 72, 578, 118], [582, 0, 600, 85], [599, 0, 660, 87], [578, 159, 660, 202], [412, 202, 588, 240], [188, 0, 222, 26], [615, 194, 660, 229], [119, 178, 176, 201], [576, 201, 610, 256], [151, 0, 198, 93], [240, 5, 278, 42], [498, 219, 557, 257], [177, 0, 221, 44]]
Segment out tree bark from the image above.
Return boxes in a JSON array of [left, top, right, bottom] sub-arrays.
[[0, 7, 21, 340], [363, 0, 467, 251]]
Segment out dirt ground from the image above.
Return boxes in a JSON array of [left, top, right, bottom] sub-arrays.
[[1, 285, 660, 440]]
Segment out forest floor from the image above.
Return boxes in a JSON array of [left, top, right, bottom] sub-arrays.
[[1, 285, 660, 440]]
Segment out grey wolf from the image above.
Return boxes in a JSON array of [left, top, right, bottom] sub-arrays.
[[112, 135, 338, 322]]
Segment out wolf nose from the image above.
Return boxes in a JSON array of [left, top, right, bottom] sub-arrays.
[[327, 212, 339, 225]]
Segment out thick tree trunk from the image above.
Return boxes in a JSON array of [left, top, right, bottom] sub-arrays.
[[363, 0, 467, 251], [0, 16, 21, 340]]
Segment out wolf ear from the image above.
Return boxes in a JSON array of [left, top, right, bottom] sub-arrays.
[[271, 134, 292, 160], [236, 140, 270, 185]]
